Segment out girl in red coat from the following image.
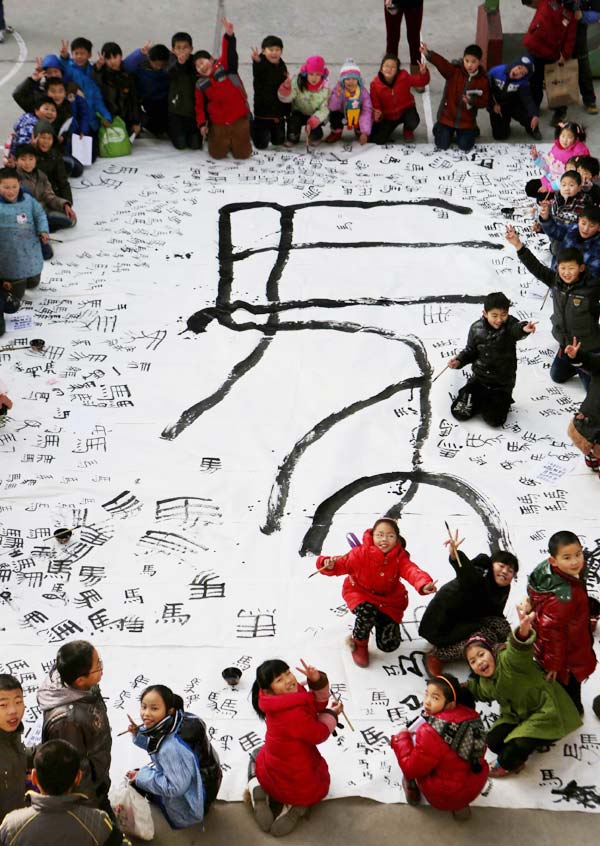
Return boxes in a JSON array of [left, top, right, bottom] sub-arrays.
[[247, 658, 342, 837], [391, 673, 489, 820], [370, 54, 430, 143], [317, 518, 436, 667]]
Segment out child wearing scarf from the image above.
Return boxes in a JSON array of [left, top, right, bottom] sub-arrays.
[[326, 59, 373, 144], [278, 55, 330, 147], [125, 685, 221, 829]]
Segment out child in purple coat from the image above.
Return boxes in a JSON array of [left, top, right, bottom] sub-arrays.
[[325, 59, 372, 145]]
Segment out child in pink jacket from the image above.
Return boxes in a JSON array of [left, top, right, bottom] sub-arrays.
[[526, 121, 590, 198]]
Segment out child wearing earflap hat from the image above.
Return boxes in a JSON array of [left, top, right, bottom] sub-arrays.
[[278, 55, 330, 148], [325, 59, 373, 145]]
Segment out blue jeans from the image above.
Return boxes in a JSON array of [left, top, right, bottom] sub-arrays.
[[550, 349, 591, 391], [433, 122, 476, 152]]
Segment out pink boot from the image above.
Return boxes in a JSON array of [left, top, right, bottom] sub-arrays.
[[348, 636, 369, 668]]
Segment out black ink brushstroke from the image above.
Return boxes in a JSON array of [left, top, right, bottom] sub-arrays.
[[300, 470, 512, 557], [232, 240, 502, 262]]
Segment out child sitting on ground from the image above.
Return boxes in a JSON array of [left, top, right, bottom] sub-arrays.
[[9, 95, 57, 159], [528, 530, 597, 715], [93, 43, 141, 136], [12, 54, 64, 114], [0, 675, 30, 822], [465, 604, 582, 777], [506, 225, 600, 389], [487, 55, 540, 141], [31, 120, 73, 204], [421, 41, 489, 152], [250, 35, 289, 149], [526, 122, 590, 199], [391, 674, 488, 820], [0, 166, 48, 297], [278, 55, 330, 148], [449, 291, 537, 427], [563, 336, 600, 473], [15, 144, 76, 232], [58, 37, 113, 136], [247, 658, 342, 837], [551, 170, 588, 228], [124, 42, 171, 137], [0, 740, 123, 845], [125, 684, 221, 828], [539, 198, 600, 278], [317, 517, 436, 667], [46, 78, 89, 175], [419, 530, 517, 675], [326, 59, 373, 145], [369, 53, 429, 144], [576, 155, 600, 206], [194, 18, 252, 160]]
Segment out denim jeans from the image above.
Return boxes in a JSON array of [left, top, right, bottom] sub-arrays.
[[433, 122, 476, 152], [550, 349, 591, 391]]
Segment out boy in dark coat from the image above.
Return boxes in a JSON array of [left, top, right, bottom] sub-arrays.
[[419, 538, 518, 673], [506, 224, 600, 389], [93, 43, 141, 135], [528, 530, 597, 714], [250, 35, 289, 149], [487, 56, 540, 141], [449, 291, 537, 426], [194, 18, 251, 160], [0, 740, 122, 845], [422, 41, 489, 152], [167, 31, 201, 150], [12, 54, 64, 113], [123, 42, 170, 137], [37, 641, 113, 818], [32, 120, 73, 204], [0, 675, 31, 823], [539, 201, 600, 277]]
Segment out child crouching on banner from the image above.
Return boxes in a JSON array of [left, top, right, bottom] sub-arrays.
[[317, 518, 436, 668], [246, 658, 342, 837], [564, 337, 600, 473], [391, 673, 488, 820], [125, 684, 221, 828], [464, 605, 582, 777], [448, 292, 537, 427], [325, 59, 372, 145]]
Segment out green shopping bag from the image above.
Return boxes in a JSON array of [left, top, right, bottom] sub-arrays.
[[98, 116, 132, 158]]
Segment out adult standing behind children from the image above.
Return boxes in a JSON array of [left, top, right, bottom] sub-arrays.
[[528, 530, 597, 714], [448, 291, 537, 427], [383, 0, 425, 90], [250, 35, 289, 149], [506, 224, 600, 389], [421, 41, 489, 152], [37, 641, 114, 819], [194, 18, 252, 160]]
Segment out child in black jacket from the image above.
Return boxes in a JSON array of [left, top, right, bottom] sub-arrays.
[[449, 291, 537, 426], [93, 43, 141, 135], [506, 224, 600, 390], [250, 35, 289, 149], [564, 337, 600, 474]]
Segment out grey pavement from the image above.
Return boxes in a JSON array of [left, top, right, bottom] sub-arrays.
[[1, 1, 599, 842]]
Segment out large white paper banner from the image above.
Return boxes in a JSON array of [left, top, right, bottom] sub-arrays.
[[1, 141, 599, 812]]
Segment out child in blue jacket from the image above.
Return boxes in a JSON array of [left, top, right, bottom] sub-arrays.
[[487, 56, 540, 141], [126, 684, 220, 829], [123, 43, 170, 136], [58, 36, 112, 133], [0, 167, 49, 297]]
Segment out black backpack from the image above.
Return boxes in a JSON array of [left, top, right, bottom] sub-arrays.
[[177, 714, 223, 807], [425, 714, 486, 773]]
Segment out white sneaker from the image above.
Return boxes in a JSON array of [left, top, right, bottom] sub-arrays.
[[0, 31, 5, 43], [270, 804, 308, 837], [247, 778, 274, 832]]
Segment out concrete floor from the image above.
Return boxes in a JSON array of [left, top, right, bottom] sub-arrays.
[[1, 1, 599, 842]]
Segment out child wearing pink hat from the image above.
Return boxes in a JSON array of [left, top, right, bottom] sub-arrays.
[[278, 55, 330, 147], [326, 59, 373, 145]]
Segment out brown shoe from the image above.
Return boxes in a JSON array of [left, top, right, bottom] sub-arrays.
[[402, 777, 421, 806], [325, 129, 343, 144], [425, 651, 444, 677], [411, 63, 425, 93]]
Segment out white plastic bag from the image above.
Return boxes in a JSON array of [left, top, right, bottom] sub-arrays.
[[109, 777, 154, 840]]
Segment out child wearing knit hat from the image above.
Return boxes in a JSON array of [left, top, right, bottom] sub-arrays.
[[278, 55, 330, 148], [326, 59, 373, 145]]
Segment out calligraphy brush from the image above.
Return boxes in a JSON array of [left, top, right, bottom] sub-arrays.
[[444, 520, 461, 567], [540, 287, 551, 310], [308, 563, 329, 578], [330, 688, 355, 731], [431, 363, 450, 383]]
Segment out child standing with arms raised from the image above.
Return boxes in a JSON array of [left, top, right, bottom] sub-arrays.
[[528, 530, 597, 714], [317, 518, 436, 667]]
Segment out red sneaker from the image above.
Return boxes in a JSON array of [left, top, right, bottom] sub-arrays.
[[325, 129, 343, 144], [403, 130, 415, 141], [489, 761, 525, 778]]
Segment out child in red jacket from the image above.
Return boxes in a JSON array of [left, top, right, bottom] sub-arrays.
[[317, 518, 436, 668], [246, 658, 342, 837], [194, 17, 251, 160], [370, 53, 429, 143], [527, 529, 597, 715], [421, 41, 489, 152], [391, 673, 488, 820]]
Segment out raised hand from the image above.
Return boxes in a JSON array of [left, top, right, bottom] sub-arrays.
[[60, 39, 69, 59], [516, 601, 535, 639], [443, 529, 464, 559], [141, 40, 153, 55], [505, 224, 523, 250], [222, 17, 234, 36], [295, 658, 320, 684], [32, 57, 44, 81], [95, 52, 105, 68], [250, 46, 260, 62], [564, 336, 581, 359], [422, 581, 438, 594], [420, 41, 429, 57], [126, 713, 139, 735]]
